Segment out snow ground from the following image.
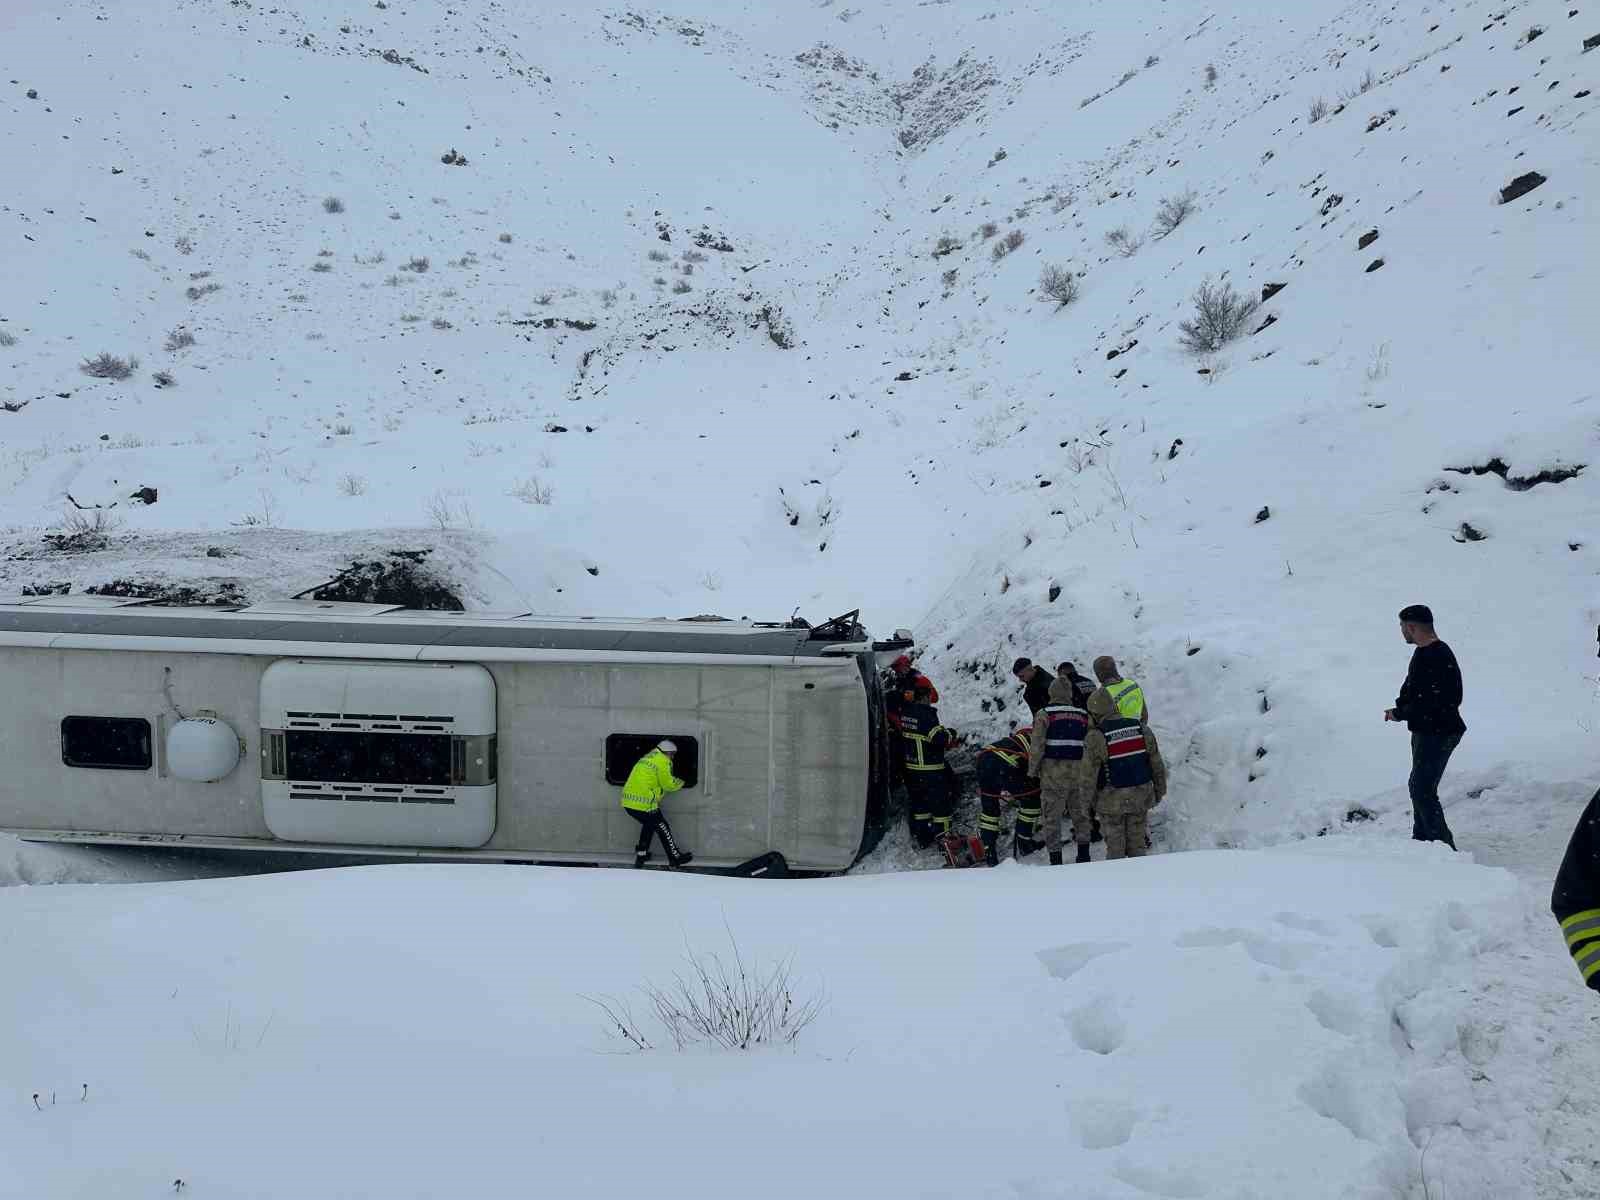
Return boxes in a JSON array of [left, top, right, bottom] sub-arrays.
[[3, 0, 1600, 1194]]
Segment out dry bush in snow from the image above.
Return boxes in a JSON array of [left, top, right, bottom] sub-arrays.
[[1152, 190, 1198, 238], [647, 248, 670, 262], [337, 473, 368, 497], [0, 329, 17, 348], [186, 282, 223, 301], [401, 256, 430, 273], [322, 196, 345, 214], [1105, 227, 1143, 257], [672, 279, 692, 294], [1177, 279, 1260, 353], [311, 260, 333, 273], [586, 931, 824, 1053], [49, 507, 122, 553], [80, 352, 139, 380], [1205, 63, 1218, 85], [979, 221, 1000, 240], [1038, 264, 1080, 306], [498, 232, 513, 244], [932, 234, 963, 258], [163, 327, 195, 351], [1308, 97, 1330, 123], [991, 228, 1025, 261], [152, 370, 176, 388], [510, 476, 554, 506], [431, 317, 453, 330]]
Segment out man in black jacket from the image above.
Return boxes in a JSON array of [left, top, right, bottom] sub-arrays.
[[1012, 657, 1055, 716], [1384, 604, 1466, 849]]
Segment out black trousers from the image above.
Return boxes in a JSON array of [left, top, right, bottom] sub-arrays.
[[626, 808, 685, 863], [1408, 732, 1461, 849], [904, 769, 950, 844]]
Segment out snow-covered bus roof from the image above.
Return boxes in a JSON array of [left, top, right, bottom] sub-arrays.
[[0, 598, 874, 665]]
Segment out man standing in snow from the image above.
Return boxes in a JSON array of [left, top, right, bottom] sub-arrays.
[[1086, 656, 1149, 726], [976, 727, 1040, 865], [1055, 661, 1098, 708], [1028, 674, 1096, 864], [899, 682, 954, 847], [1012, 658, 1055, 716], [1081, 708, 1168, 860], [1384, 604, 1466, 850], [620, 740, 694, 869]]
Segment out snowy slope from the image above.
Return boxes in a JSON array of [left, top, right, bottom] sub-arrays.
[[0, 843, 1582, 1200]]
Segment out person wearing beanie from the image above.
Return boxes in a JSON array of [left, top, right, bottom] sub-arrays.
[[1011, 657, 1055, 717], [1384, 604, 1466, 849]]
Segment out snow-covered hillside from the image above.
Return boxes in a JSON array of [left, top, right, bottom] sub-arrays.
[[3, 1, 1600, 1194], [4, 0, 1597, 847]]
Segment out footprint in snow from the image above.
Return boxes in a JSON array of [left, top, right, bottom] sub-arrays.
[[1111, 1161, 1210, 1198], [1067, 1096, 1143, 1149], [1036, 941, 1132, 982], [1305, 987, 1366, 1036], [1066, 997, 1127, 1055], [1173, 927, 1321, 970]]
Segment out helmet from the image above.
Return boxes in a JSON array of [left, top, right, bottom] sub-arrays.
[[891, 655, 913, 673], [657, 739, 678, 754]]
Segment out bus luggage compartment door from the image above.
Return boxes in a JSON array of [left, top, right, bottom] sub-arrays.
[[259, 660, 497, 848]]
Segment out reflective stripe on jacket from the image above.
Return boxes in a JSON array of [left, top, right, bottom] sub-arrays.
[[1552, 787, 1600, 991], [1108, 679, 1146, 720], [899, 703, 949, 772], [620, 748, 683, 812], [1041, 705, 1089, 761]]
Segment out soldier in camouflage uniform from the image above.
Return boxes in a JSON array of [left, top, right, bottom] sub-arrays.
[[1028, 675, 1097, 864], [1082, 709, 1168, 860]]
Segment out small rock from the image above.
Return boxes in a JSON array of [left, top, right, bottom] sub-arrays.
[[129, 486, 158, 505], [1047, 584, 1062, 603], [1585, 32, 1600, 52], [1252, 313, 1279, 335], [1261, 282, 1286, 302], [1454, 522, 1487, 543], [1499, 170, 1548, 202], [205, 546, 225, 558], [26, 88, 38, 100], [543, 423, 568, 433], [1358, 229, 1380, 250], [1038, 479, 1053, 488], [1254, 506, 1271, 524], [1168, 438, 1183, 460], [894, 371, 914, 381], [1365, 258, 1385, 273], [585, 566, 599, 577], [1508, 105, 1525, 116]]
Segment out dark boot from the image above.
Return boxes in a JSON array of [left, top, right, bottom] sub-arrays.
[[1014, 836, 1037, 859], [634, 851, 650, 869], [1076, 843, 1092, 864], [1048, 849, 1063, 866], [670, 850, 694, 869], [1090, 817, 1103, 844], [980, 830, 999, 868]]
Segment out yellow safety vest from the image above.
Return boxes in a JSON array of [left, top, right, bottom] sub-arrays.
[[1108, 679, 1146, 720]]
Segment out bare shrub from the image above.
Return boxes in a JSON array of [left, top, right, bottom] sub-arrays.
[[0, 329, 17, 348], [1038, 264, 1080, 306], [1308, 96, 1330, 123], [1152, 190, 1198, 238], [388, 210, 402, 221], [80, 352, 139, 380], [354, 249, 387, 265], [498, 232, 513, 244], [932, 234, 962, 258], [322, 196, 345, 214], [533, 291, 554, 306], [1145, 54, 1160, 68], [585, 930, 824, 1053], [510, 476, 554, 505], [652, 276, 668, 287], [384, 274, 405, 287], [400, 313, 423, 324], [48, 507, 122, 553], [332, 422, 354, 436], [672, 279, 692, 294], [599, 288, 619, 308], [186, 281, 223, 301], [431, 316, 453, 330], [1177, 278, 1260, 354], [174, 235, 194, 255], [311, 260, 334, 273], [647, 248, 670, 262], [991, 228, 1026, 262], [337, 473, 368, 497], [401, 256, 430, 273], [979, 221, 1000, 240], [163, 327, 196, 352], [941, 267, 958, 289], [682, 249, 708, 264], [1205, 63, 1218, 86], [1105, 227, 1143, 257], [130, 248, 152, 261], [287, 293, 309, 303], [152, 369, 176, 388], [1359, 67, 1377, 94]]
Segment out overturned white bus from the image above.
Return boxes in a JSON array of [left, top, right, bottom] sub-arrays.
[[0, 597, 907, 873]]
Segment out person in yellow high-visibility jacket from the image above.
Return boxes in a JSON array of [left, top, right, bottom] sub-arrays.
[[620, 740, 694, 869]]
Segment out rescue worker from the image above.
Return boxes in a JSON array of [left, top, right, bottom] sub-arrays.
[[1553, 785, 1600, 994], [1011, 657, 1056, 716], [976, 727, 1040, 866], [619, 739, 694, 869], [899, 682, 953, 847], [1384, 604, 1465, 850], [1086, 656, 1148, 725], [1028, 675, 1096, 864], [1055, 662, 1097, 709], [1082, 708, 1167, 860]]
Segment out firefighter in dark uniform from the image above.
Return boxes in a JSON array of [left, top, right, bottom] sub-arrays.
[[976, 727, 1040, 866], [1553, 787, 1600, 994], [899, 681, 953, 848]]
